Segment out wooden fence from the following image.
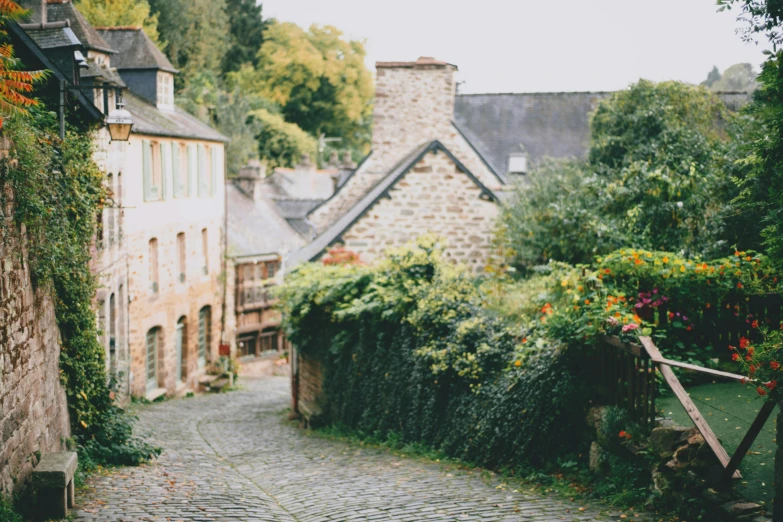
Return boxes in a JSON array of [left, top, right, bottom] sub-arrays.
[[596, 334, 777, 487]]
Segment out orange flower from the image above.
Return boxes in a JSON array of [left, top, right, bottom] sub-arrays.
[[514, 360, 522, 367], [737, 282, 744, 289], [584, 299, 591, 305], [757, 386, 767, 396], [732, 353, 740, 362], [521, 337, 528, 344], [771, 361, 780, 370], [739, 337, 750, 350], [752, 320, 759, 329]]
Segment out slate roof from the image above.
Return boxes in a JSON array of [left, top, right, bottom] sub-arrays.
[[80, 61, 126, 87], [97, 28, 177, 73], [20, 0, 116, 54], [227, 184, 306, 259], [453, 92, 611, 175], [288, 141, 498, 266], [123, 91, 227, 142], [25, 26, 80, 49]]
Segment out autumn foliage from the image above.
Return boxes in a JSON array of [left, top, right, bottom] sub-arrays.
[[0, 0, 46, 127]]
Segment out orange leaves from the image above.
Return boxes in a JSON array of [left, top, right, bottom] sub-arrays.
[[0, 0, 27, 21], [0, 11, 47, 121]]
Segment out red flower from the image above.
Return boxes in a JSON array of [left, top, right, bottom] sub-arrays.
[[750, 365, 757, 374], [757, 386, 767, 396], [739, 337, 750, 350], [771, 362, 780, 370], [746, 355, 753, 361], [729, 345, 737, 351], [732, 353, 740, 362], [741, 377, 748, 385], [747, 347, 755, 357], [752, 320, 759, 329], [765, 380, 778, 391]]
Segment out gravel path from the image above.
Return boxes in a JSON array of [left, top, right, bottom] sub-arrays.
[[72, 376, 650, 522]]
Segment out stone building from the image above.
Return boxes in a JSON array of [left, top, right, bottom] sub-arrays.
[[288, 57, 505, 269], [18, 1, 228, 400]]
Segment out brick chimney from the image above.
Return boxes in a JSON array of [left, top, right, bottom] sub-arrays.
[[236, 159, 266, 202], [371, 57, 458, 172]]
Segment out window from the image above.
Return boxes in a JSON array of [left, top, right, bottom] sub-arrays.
[[201, 228, 209, 275], [173, 143, 189, 197], [157, 72, 173, 108], [197, 144, 211, 197], [145, 327, 161, 392], [177, 232, 186, 283], [109, 293, 116, 372], [198, 306, 211, 368], [149, 238, 159, 293], [143, 140, 164, 201], [238, 336, 257, 358], [260, 330, 279, 353], [107, 173, 115, 246], [266, 261, 280, 279], [176, 317, 187, 383]]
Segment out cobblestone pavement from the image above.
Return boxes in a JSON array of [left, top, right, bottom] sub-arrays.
[[73, 376, 652, 522]]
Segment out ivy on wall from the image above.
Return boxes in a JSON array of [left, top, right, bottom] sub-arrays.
[[1, 108, 158, 466]]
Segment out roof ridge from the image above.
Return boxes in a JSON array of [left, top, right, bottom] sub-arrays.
[[94, 26, 142, 31], [457, 91, 613, 96]]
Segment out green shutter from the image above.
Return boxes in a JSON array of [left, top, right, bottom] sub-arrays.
[[211, 146, 219, 196], [188, 144, 197, 198], [160, 142, 170, 200], [172, 143, 181, 197], [142, 140, 152, 201], [197, 144, 206, 197]]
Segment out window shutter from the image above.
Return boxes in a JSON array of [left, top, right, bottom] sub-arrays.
[[142, 140, 152, 201], [172, 143, 181, 197], [188, 144, 197, 198], [211, 146, 220, 196], [160, 142, 170, 200], [197, 144, 206, 197]]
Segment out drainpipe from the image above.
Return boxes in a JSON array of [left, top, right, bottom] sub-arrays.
[[220, 142, 228, 347]]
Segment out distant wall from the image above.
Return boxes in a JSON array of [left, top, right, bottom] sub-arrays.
[[0, 182, 70, 498]]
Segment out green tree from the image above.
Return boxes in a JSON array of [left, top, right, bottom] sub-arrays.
[[242, 21, 373, 149], [222, 0, 268, 74], [250, 107, 318, 169], [75, 0, 159, 43], [702, 65, 722, 87], [503, 80, 744, 270], [709, 63, 758, 91], [149, 0, 229, 87]]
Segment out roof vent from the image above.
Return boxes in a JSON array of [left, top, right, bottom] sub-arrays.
[[507, 152, 527, 175]]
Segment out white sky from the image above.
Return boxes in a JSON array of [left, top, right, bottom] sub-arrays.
[[260, 0, 771, 94]]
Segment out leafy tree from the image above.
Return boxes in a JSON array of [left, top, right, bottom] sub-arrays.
[[149, 0, 229, 87], [75, 0, 159, 43], [503, 80, 743, 270], [709, 63, 758, 91], [242, 21, 373, 149], [250, 107, 318, 169], [222, 0, 267, 74], [702, 65, 722, 87]]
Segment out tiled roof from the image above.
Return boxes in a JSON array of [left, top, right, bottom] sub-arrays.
[[19, 0, 117, 54], [453, 92, 611, 175], [81, 61, 126, 87], [227, 184, 306, 259], [25, 26, 79, 49], [97, 27, 177, 73], [124, 91, 228, 142], [288, 141, 497, 266]]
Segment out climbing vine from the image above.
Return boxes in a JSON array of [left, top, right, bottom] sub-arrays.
[[1, 108, 158, 466]]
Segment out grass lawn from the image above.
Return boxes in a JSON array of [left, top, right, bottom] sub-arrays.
[[657, 381, 777, 506]]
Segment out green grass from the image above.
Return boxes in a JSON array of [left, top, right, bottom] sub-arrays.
[[657, 381, 777, 506]]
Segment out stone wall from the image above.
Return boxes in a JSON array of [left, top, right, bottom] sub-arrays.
[[340, 149, 498, 270], [296, 351, 323, 425], [0, 184, 70, 499]]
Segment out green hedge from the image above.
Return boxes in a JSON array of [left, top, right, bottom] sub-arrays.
[[278, 237, 592, 467]]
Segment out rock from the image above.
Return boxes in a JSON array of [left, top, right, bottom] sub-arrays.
[[585, 406, 606, 433], [687, 433, 706, 447], [588, 441, 608, 474], [702, 487, 732, 505], [677, 427, 700, 444], [721, 501, 763, 520], [650, 426, 688, 455]]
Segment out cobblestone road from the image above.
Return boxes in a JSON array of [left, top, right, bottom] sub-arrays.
[[73, 376, 651, 522]]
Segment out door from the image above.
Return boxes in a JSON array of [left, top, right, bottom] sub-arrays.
[[145, 328, 158, 393], [175, 321, 184, 383]]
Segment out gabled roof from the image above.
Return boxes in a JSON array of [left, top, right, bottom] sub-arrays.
[[97, 28, 177, 73], [25, 26, 80, 49], [288, 141, 498, 266], [123, 91, 228, 142], [227, 184, 305, 259], [453, 92, 611, 175], [20, 0, 116, 54]]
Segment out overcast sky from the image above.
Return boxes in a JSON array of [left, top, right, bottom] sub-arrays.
[[261, 0, 770, 94]]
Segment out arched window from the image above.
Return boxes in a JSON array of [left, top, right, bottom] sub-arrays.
[[176, 317, 187, 383], [198, 306, 211, 368], [145, 327, 162, 393]]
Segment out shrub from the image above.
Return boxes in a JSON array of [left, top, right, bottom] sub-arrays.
[[278, 237, 593, 468], [249, 108, 318, 169]]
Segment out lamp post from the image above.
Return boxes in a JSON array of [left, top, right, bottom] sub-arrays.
[[58, 81, 133, 141]]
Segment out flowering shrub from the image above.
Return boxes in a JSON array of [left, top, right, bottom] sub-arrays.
[[732, 328, 783, 400]]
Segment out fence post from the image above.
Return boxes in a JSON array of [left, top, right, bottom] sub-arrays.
[[776, 403, 783, 522]]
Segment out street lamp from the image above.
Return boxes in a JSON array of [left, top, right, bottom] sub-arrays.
[[106, 102, 133, 142]]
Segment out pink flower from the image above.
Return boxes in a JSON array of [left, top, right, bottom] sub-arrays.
[[622, 323, 639, 333]]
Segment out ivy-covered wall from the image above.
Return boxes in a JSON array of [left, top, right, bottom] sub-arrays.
[[0, 170, 70, 499]]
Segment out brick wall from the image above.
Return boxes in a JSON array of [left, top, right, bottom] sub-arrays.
[[341, 149, 498, 270], [0, 184, 70, 498]]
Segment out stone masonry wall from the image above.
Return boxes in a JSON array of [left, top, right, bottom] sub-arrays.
[[310, 60, 504, 234], [296, 351, 323, 422], [341, 149, 498, 271], [0, 184, 70, 499]]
